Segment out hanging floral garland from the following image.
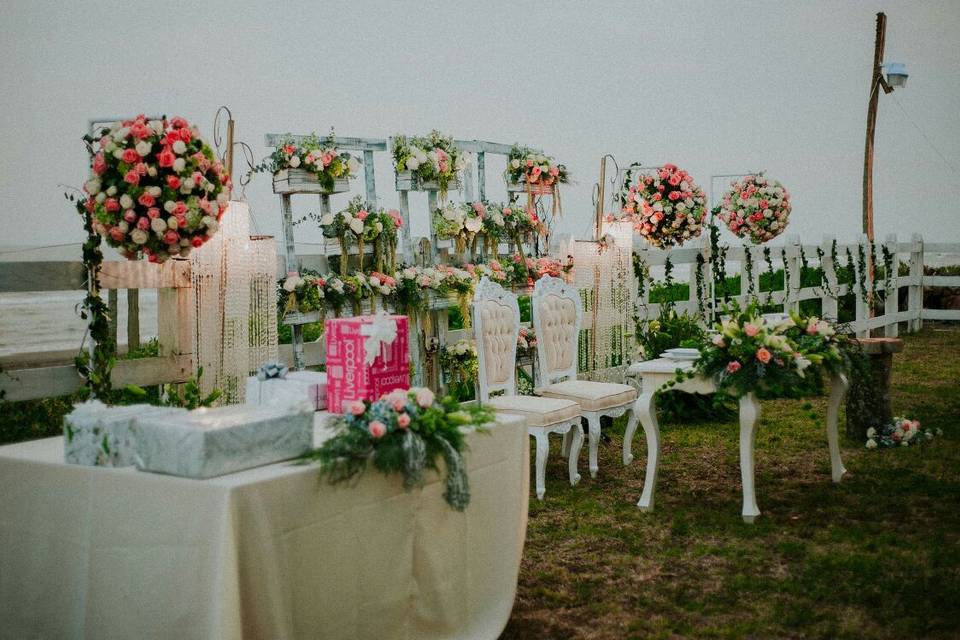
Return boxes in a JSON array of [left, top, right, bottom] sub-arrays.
[[83, 115, 231, 263], [717, 174, 791, 245], [392, 130, 467, 200], [621, 164, 707, 248]]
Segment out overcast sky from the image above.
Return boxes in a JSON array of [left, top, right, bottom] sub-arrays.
[[1, 0, 958, 252]]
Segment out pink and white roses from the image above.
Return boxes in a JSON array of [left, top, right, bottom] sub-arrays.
[[718, 174, 791, 244], [506, 145, 569, 187], [265, 133, 360, 191], [622, 164, 706, 248], [83, 115, 231, 262]]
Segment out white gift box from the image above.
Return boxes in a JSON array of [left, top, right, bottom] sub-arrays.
[[245, 371, 328, 411], [63, 401, 185, 468], [132, 404, 314, 479]]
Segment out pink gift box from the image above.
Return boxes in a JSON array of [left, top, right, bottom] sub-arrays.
[[325, 315, 410, 413]]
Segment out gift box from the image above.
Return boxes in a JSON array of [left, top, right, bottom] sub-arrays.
[[63, 401, 185, 467], [325, 314, 410, 413], [245, 371, 328, 411], [132, 404, 314, 479]]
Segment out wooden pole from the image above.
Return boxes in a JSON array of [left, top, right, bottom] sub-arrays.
[[863, 12, 887, 322], [595, 156, 606, 240]]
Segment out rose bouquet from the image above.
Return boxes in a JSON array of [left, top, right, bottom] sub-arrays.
[[689, 301, 808, 398], [392, 130, 467, 199], [505, 145, 569, 188], [263, 133, 360, 192], [718, 174, 791, 244], [301, 387, 494, 510], [278, 272, 352, 320], [433, 202, 484, 255], [82, 115, 232, 263], [464, 260, 510, 285], [516, 326, 537, 358], [865, 417, 940, 449], [782, 313, 862, 378], [622, 164, 706, 248], [316, 197, 400, 273]]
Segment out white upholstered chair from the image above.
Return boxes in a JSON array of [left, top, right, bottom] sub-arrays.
[[532, 275, 640, 478], [472, 276, 584, 500]]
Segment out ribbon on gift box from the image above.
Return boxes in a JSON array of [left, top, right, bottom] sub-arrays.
[[360, 314, 398, 366], [256, 361, 289, 404]]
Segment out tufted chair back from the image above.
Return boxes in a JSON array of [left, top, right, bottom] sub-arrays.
[[471, 277, 521, 401], [532, 275, 582, 385]]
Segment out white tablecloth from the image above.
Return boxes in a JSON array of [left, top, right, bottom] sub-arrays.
[[0, 413, 529, 640]]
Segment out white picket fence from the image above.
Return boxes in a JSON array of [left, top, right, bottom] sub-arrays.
[[633, 232, 960, 337]]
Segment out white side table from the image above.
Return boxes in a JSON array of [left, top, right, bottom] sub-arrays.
[[623, 358, 849, 523]]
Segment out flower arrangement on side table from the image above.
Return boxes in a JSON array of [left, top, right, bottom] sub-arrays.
[[434, 202, 485, 255], [505, 145, 569, 204], [261, 132, 360, 192], [314, 196, 402, 273], [717, 174, 791, 244], [866, 417, 940, 449], [392, 130, 466, 199], [620, 163, 706, 248], [82, 114, 232, 263], [301, 387, 494, 511]]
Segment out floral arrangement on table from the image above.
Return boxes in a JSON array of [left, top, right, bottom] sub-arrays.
[[301, 387, 494, 510], [433, 202, 485, 255], [260, 132, 360, 191], [717, 174, 791, 244], [621, 164, 706, 248], [683, 301, 810, 398], [314, 196, 402, 274], [439, 339, 479, 401], [81, 114, 232, 263], [505, 145, 569, 189], [516, 327, 537, 359], [392, 130, 467, 199], [865, 417, 941, 449], [781, 312, 862, 378]]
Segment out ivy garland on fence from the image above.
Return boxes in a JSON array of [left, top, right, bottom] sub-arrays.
[[856, 242, 870, 309], [744, 247, 756, 299], [662, 256, 676, 313], [762, 246, 774, 305], [882, 244, 895, 294], [869, 241, 880, 296], [632, 252, 649, 302], [780, 248, 791, 301], [709, 222, 730, 308], [694, 252, 707, 320]]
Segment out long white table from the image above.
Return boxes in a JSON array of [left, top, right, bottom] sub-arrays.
[[623, 358, 848, 522], [0, 413, 528, 640]]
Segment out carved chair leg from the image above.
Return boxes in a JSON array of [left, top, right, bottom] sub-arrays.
[[561, 430, 572, 459], [739, 393, 761, 523], [585, 413, 601, 478], [532, 430, 549, 500], [623, 403, 640, 465], [567, 422, 583, 486]]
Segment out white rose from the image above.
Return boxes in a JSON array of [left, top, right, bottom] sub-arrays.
[[347, 157, 360, 174], [369, 276, 381, 287], [202, 215, 217, 229], [114, 127, 130, 141], [147, 166, 158, 177], [511, 159, 521, 169], [865, 438, 877, 449], [147, 186, 161, 197], [119, 194, 133, 209], [288, 155, 301, 168], [151, 218, 167, 234], [179, 238, 190, 247], [172, 140, 187, 155], [901, 441, 909, 447], [282, 276, 302, 292], [406, 157, 420, 171], [216, 192, 229, 205], [130, 229, 148, 244], [112, 149, 124, 160], [164, 200, 177, 213], [135, 140, 152, 156], [84, 179, 101, 195], [320, 213, 335, 226], [117, 221, 129, 232], [95, 192, 107, 203], [375, 221, 383, 232], [349, 219, 364, 234], [492, 213, 504, 226], [182, 178, 196, 191], [380, 285, 390, 295], [465, 217, 482, 233], [149, 120, 165, 135], [167, 217, 179, 230], [173, 158, 185, 172]]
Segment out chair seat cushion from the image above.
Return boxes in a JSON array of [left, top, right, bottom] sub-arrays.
[[539, 380, 637, 412], [486, 395, 581, 427]]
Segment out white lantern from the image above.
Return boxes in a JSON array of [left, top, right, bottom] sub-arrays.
[[884, 62, 908, 88]]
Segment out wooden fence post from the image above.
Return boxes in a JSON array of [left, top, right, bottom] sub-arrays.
[[785, 234, 800, 314], [908, 233, 923, 332], [884, 233, 899, 337], [821, 235, 839, 322], [158, 259, 195, 382], [854, 234, 870, 338], [127, 289, 140, 351], [107, 288, 118, 346]]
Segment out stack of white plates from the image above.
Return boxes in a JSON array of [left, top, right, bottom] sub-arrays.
[[660, 348, 700, 361]]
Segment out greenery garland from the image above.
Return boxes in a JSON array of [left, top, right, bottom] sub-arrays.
[[632, 253, 649, 301], [781, 248, 791, 301], [881, 244, 895, 295], [856, 243, 870, 308], [709, 220, 730, 308], [743, 246, 756, 300], [762, 246, 774, 305], [694, 252, 707, 320]]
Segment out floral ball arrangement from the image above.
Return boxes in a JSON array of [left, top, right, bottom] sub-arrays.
[[622, 164, 706, 248], [82, 115, 231, 262], [718, 174, 791, 244]]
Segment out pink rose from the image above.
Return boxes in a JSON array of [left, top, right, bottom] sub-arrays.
[[108, 227, 125, 242], [356, 210, 368, 220], [163, 230, 179, 245], [104, 198, 120, 212], [123, 210, 137, 223], [121, 148, 139, 164], [124, 170, 140, 185], [158, 148, 175, 168], [138, 193, 155, 208], [147, 207, 161, 219], [170, 116, 188, 129], [191, 237, 205, 248], [744, 324, 759, 337], [368, 420, 386, 439], [349, 400, 366, 416], [136, 217, 150, 230], [166, 175, 181, 189], [174, 201, 188, 215], [756, 347, 772, 364], [549, 166, 560, 177], [726, 361, 741, 374], [397, 413, 411, 429], [391, 397, 407, 412], [415, 388, 434, 408]]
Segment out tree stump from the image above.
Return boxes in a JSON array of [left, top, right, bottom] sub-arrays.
[[845, 337, 903, 441]]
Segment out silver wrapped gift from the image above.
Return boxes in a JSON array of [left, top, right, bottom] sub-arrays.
[[132, 404, 314, 479], [63, 401, 186, 467], [245, 371, 328, 410]]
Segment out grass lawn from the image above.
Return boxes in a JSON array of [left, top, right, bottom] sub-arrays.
[[502, 327, 960, 640]]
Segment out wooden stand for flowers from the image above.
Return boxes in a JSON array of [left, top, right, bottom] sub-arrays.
[[395, 171, 462, 264], [506, 180, 555, 197], [845, 337, 904, 441], [272, 169, 351, 195]]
